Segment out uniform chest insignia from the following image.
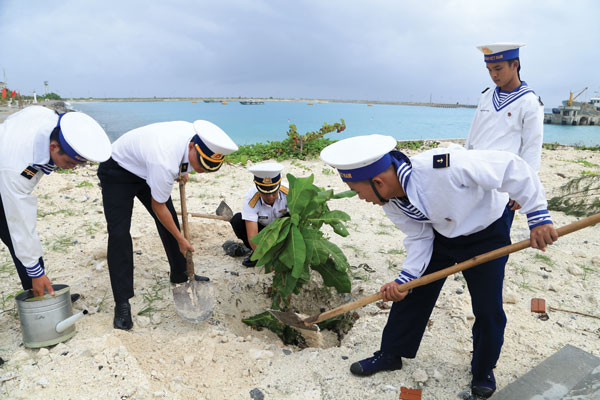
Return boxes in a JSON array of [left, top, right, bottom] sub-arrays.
[[481, 87, 490, 94], [507, 112, 512, 117], [179, 163, 189, 174], [433, 154, 450, 169], [21, 166, 39, 180]]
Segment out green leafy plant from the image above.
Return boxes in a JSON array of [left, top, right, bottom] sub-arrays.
[[249, 173, 355, 310], [225, 120, 346, 164], [287, 119, 346, 155], [76, 180, 94, 188]]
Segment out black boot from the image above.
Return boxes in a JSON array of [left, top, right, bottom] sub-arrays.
[[242, 252, 257, 268], [471, 371, 496, 398], [113, 301, 133, 330]]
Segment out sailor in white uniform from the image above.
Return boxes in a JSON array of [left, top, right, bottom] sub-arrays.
[[229, 162, 289, 267], [320, 134, 558, 399], [0, 106, 111, 297], [467, 43, 544, 221], [97, 120, 237, 330]]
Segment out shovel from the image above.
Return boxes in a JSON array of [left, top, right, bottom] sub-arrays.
[[270, 212, 600, 331], [176, 200, 234, 222], [172, 180, 216, 323]]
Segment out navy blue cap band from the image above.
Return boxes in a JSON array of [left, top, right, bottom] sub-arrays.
[[484, 48, 519, 63], [338, 153, 393, 182]]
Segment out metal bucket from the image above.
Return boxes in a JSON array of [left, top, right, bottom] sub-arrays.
[[15, 284, 86, 348]]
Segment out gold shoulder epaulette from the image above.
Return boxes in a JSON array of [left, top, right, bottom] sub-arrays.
[[249, 192, 261, 208], [280, 186, 289, 195]]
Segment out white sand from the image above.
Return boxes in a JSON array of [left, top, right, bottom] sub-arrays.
[[1, 142, 599, 399]]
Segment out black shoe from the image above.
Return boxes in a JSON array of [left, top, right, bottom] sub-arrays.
[[242, 253, 257, 268], [471, 371, 496, 398], [113, 301, 133, 330], [70, 293, 81, 303], [349, 351, 403, 376], [170, 272, 210, 284]]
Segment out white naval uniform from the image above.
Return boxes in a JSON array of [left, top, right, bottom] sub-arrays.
[[241, 185, 289, 227], [466, 83, 544, 172], [111, 121, 194, 203], [383, 146, 551, 285], [0, 106, 59, 276]]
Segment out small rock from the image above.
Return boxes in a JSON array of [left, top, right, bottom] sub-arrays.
[[135, 250, 143, 255], [341, 355, 348, 360], [503, 291, 518, 304], [249, 388, 264, 400], [412, 368, 428, 383], [94, 261, 105, 271], [137, 315, 151, 328], [385, 385, 397, 391], [38, 348, 50, 357], [183, 355, 195, 365], [249, 349, 273, 360], [456, 288, 464, 295], [81, 196, 88, 202], [36, 377, 49, 388], [591, 256, 600, 267], [432, 369, 442, 380], [151, 313, 162, 325], [282, 349, 292, 355], [573, 250, 587, 258], [567, 265, 583, 276]]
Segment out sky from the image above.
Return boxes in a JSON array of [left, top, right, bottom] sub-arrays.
[[1, 0, 599, 107]]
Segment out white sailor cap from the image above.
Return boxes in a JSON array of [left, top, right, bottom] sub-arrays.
[[57, 112, 111, 163], [191, 120, 238, 171], [320, 134, 397, 182], [477, 43, 525, 63], [249, 162, 284, 194]]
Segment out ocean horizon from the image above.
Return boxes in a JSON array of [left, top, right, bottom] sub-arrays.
[[73, 100, 600, 146]]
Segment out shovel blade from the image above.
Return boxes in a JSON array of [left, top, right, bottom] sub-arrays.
[[172, 281, 215, 323], [268, 310, 319, 332], [216, 200, 233, 220]]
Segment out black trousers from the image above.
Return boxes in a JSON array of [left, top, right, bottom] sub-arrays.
[[381, 206, 512, 381], [97, 158, 186, 303], [0, 193, 44, 290], [229, 212, 266, 249]]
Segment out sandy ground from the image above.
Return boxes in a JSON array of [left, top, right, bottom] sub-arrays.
[[1, 133, 600, 399]]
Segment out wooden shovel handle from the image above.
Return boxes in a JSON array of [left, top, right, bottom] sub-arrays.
[[305, 213, 600, 326], [179, 180, 195, 279], [176, 211, 231, 221]]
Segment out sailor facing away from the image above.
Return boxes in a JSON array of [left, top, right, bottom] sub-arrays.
[[229, 162, 289, 267], [0, 106, 111, 297], [320, 134, 558, 399], [97, 120, 237, 330]]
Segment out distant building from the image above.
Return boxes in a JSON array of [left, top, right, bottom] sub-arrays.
[[0, 81, 6, 89]]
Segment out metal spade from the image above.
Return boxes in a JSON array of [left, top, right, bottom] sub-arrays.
[[172, 180, 215, 322]]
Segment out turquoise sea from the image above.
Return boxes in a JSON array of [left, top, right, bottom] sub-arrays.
[[73, 100, 600, 146]]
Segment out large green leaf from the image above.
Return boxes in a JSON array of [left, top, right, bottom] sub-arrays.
[[321, 240, 349, 272], [279, 225, 306, 275], [311, 259, 351, 293], [332, 190, 357, 199], [286, 174, 318, 216], [251, 218, 289, 259]]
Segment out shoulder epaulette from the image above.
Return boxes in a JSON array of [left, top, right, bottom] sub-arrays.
[[482, 87, 490, 94], [538, 96, 544, 106], [280, 186, 289, 195], [249, 192, 261, 208], [433, 154, 450, 169], [20, 166, 38, 180]]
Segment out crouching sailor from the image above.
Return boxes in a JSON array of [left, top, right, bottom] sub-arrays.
[[0, 106, 111, 297], [97, 120, 237, 330], [229, 162, 289, 267], [320, 135, 558, 399]]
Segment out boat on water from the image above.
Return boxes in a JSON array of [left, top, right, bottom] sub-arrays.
[[544, 88, 600, 126], [221, 101, 228, 105], [203, 99, 217, 103], [239, 99, 264, 105]]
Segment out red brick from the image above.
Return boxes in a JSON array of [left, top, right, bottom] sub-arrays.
[[531, 298, 546, 313], [400, 387, 422, 400]]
